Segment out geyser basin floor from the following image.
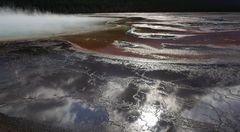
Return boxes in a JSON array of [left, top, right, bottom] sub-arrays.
[[58, 13, 240, 61], [0, 40, 240, 132], [0, 13, 240, 132]]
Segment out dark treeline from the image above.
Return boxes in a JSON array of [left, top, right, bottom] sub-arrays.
[[0, 0, 240, 13]]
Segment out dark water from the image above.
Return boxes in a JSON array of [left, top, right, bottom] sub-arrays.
[[0, 39, 240, 132]]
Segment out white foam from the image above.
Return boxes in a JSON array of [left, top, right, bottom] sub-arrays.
[[127, 27, 192, 40], [132, 23, 186, 31]]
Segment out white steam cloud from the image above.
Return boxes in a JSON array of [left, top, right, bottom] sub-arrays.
[[0, 8, 113, 41]]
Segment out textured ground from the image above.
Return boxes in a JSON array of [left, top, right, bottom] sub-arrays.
[[0, 13, 240, 132]]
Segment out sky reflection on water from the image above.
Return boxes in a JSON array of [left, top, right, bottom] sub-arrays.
[[0, 12, 240, 132]]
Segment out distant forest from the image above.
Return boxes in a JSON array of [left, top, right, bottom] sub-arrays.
[[0, 0, 240, 13]]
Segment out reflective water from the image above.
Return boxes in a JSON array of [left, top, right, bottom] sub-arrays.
[[0, 13, 240, 132]]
